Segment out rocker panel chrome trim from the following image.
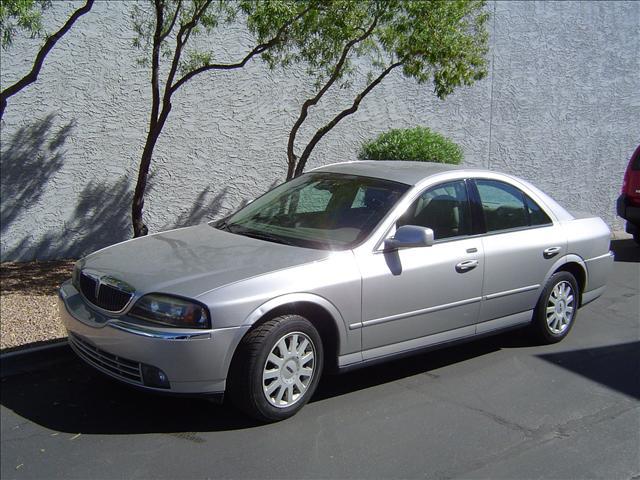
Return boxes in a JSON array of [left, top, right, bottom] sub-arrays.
[[483, 284, 540, 301]]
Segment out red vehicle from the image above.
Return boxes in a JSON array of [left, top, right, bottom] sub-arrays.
[[617, 145, 640, 245]]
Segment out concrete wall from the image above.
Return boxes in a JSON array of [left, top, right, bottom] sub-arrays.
[[1, 1, 638, 261]]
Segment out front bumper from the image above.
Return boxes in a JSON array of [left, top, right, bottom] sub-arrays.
[[59, 280, 249, 394], [616, 194, 640, 233]]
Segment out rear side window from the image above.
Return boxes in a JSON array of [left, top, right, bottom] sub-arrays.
[[525, 195, 552, 226], [475, 179, 551, 232]]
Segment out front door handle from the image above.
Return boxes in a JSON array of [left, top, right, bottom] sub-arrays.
[[456, 259, 478, 273], [543, 246, 561, 259]]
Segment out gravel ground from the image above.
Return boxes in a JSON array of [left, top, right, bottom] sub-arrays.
[[0, 260, 75, 351]]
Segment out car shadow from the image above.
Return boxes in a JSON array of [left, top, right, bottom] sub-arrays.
[[0, 330, 531, 434], [537, 341, 640, 400], [610, 239, 639, 263]]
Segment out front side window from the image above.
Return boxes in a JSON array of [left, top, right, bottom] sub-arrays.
[[220, 173, 410, 250], [398, 180, 472, 240], [475, 179, 552, 232]]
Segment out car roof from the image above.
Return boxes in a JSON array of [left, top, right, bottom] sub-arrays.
[[311, 160, 471, 186], [311, 160, 574, 223]]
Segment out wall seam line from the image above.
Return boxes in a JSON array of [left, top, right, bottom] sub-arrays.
[[487, 0, 497, 171]]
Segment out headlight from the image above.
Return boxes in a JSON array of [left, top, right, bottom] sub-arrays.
[[130, 294, 211, 329]]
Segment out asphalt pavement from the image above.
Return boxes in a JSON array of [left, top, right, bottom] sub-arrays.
[[1, 240, 638, 479]]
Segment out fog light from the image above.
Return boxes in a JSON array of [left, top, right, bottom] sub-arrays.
[[141, 364, 170, 389]]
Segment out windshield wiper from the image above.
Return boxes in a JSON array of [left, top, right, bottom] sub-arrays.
[[235, 229, 297, 246], [214, 219, 231, 232], [216, 220, 297, 246]]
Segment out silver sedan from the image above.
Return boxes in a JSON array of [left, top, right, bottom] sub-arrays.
[[59, 161, 614, 421]]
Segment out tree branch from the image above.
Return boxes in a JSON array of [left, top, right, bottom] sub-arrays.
[[159, 0, 182, 42], [169, 5, 313, 94], [0, 0, 94, 119], [294, 60, 404, 177], [148, 0, 166, 131], [287, 14, 381, 179], [163, 0, 213, 97]]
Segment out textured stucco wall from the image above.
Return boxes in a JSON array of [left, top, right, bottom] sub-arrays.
[[1, 1, 638, 261]]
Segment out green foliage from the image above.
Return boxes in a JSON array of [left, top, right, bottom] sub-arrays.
[[131, 0, 235, 71], [358, 127, 463, 165], [0, 0, 51, 49], [246, 0, 488, 178], [247, 0, 489, 100], [130, 0, 315, 76]]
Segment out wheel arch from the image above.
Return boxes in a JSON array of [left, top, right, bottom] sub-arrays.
[[232, 293, 346, 373], [547, 255, 587, 306]]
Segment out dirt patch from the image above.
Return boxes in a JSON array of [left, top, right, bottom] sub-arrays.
[[1, 260, 75, 351]]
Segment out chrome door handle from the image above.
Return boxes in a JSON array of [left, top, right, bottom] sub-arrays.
[[456, 259, 478, 273], [543, 246, 561, 259]]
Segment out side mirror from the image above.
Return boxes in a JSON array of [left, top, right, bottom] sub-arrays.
[[385, 225, 435, 250]]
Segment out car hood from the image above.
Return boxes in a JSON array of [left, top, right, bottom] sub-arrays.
[[80, 223, 330, 298]]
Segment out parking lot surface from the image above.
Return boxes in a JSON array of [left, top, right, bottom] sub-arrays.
[[1, 240, 638, 479]]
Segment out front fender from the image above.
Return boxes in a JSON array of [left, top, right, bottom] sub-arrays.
[[220, 292, 354, 379], [242, 292, 349, 345]]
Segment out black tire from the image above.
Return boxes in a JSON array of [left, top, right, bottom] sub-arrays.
[[633, 232, 640, 246], [531, 271, 579, 344], [227, 315, 324, 422]]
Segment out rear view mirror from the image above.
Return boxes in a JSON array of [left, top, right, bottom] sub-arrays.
[[385, 225, 435, 250]]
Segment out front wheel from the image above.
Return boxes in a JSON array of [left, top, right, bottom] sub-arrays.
[[531, 271, 579, 344], [227, 315, 324, 422]]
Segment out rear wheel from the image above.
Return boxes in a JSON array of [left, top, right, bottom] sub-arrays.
[[227, 315, 323, 422], [531, 271, 579, 344]]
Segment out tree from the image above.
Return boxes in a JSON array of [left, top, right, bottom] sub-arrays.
[[248, 0, 489, 180], [130, 0, 312, 237], [0, 0, 94, 120]]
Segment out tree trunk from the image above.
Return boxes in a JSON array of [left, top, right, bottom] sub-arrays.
[[286, 152, 297, 180], [131, 135, 156, 237], [131, 100, 172, 237]]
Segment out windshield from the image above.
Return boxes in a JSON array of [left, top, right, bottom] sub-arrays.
[[218, 172, 410, 250]]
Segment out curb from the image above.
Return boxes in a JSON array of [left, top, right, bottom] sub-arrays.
[[0, 339, 74, 378], [611, 230, 632, 240]]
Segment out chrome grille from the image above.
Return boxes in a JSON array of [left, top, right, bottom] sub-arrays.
[[79, 272, 98, 303], [69, 333, 142, 385], [79, 272, 133, 312]]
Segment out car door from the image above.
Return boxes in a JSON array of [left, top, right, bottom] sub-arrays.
[[355, 179, 484, 357], [471, 178, 566, 328]]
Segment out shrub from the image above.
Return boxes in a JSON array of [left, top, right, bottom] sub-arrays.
[[358, 127, 463, 165]]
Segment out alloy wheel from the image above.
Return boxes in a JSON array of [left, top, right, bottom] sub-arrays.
[[262, 332, 315, 408], [546, 280, 575, 334]]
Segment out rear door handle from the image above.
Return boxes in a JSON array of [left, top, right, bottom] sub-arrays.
[[543, 246, 561, 259], [456, 259, 478, 273]]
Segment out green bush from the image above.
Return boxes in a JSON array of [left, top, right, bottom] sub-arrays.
[[358, 127, 463, 165]]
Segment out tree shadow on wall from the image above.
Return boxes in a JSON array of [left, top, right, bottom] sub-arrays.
[[169, 177, 282, 228], [4, 175, 135, 261], [0, 114, 74, 236], [5, 173, 230, 261], [1, 115, 239, 260], [169, 187, 229, 229]]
